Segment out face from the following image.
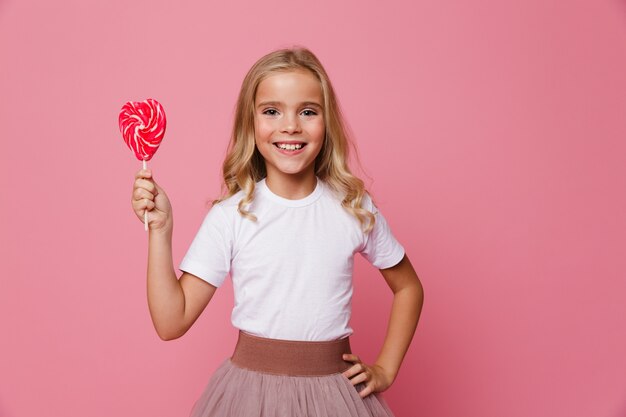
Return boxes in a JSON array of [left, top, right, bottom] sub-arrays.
[[253, 69, 325, 181]]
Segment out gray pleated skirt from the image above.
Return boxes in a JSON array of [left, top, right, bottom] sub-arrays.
[[189, 330, 396, 416]]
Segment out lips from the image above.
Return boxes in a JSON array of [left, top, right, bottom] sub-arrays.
[[273, 142, 307, 155], [273, 141, 307, 145], [273, 142, 308, 150]]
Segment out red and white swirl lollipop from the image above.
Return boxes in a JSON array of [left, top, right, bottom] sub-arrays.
[[119, 98, 167, 231]]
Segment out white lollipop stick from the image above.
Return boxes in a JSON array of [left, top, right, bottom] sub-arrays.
[[143, 159, 148, 231]]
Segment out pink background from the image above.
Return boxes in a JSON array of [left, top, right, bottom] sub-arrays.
[[1, 0, 625, 416]]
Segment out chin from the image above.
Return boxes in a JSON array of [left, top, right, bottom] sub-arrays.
[[272, 164, 314, 176]]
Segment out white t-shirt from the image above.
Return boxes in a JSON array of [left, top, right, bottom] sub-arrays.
[[178, 176, 405, 341]]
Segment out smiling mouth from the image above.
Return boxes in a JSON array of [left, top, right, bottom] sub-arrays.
[[274, 142, 307, 151]]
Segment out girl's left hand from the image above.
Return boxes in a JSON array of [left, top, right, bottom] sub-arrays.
[[341, 353, 394, 398]]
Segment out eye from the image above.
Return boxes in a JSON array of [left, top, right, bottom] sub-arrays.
[[262, 108, 279, 116], [301, 109, 318, 116]]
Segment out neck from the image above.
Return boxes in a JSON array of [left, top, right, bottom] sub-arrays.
[[264, 171, 318, 200]]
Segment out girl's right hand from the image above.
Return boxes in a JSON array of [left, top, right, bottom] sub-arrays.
[[131, 168, 172, 232]]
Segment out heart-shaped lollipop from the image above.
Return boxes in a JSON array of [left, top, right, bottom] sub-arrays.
[[119, 98, 167, 231], [119, 98, 166, 161]]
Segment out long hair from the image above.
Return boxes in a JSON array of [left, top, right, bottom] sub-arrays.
[[212, 46, 376, 233]]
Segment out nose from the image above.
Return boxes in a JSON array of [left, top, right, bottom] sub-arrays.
[[280, 113, 301, 134]]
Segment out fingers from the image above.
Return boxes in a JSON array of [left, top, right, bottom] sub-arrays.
[[350, 369, 370, 384], [358, 384, 374, 399], [341, 353, 373, 394], [137, 198, 156, 212], [132, 169, 159, 218], [343, 362, 367, 379], [133, 169, 158, 197], [132, 189, 156, 216], [342, 353, 360, 362], [135, 168, 152, 180], [341, 353, 389, 399], [343, 364, 375, 399], [133, 183, 156, 201], [342, 353, 367, 382], [341, 353, 361, 377]]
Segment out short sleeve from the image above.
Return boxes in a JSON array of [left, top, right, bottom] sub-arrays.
[[178, 204, 232, 287], [359, 197, 405, 269]]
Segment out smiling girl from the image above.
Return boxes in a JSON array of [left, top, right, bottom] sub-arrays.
[[131, 46, 424, 417]]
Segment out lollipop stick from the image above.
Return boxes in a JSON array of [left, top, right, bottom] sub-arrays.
[[143, 159, 148, 231]]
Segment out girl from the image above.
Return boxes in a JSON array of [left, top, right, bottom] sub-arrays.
[[131, 46, 424, 417]]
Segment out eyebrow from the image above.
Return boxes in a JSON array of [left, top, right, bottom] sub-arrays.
[[256, 100, 323, 110]]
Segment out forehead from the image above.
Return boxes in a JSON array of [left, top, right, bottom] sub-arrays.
[[255, 70, 322, 103]]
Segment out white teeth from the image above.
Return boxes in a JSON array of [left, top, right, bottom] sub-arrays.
[[276, 143, 303, 150]]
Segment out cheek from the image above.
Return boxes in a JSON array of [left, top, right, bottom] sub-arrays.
[[312, 122, 325, 141], [255, 119, 274, 140]]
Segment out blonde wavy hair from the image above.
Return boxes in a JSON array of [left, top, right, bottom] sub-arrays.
[[212, 46, 376, 233]]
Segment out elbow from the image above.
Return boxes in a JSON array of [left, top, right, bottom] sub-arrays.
[[408, 282, 424, 301], [398, 277, 424, 297], [158, 332, 177, 341], [156, 326, 185, 341], [416, 276, 424, 296], [414, 279, 424, 302], [400, 279, 424, 305]]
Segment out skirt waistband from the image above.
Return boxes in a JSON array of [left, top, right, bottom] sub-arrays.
[[230, 330, 354, 376]]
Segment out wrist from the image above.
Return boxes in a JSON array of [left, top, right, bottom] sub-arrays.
[[373, 362, 398, 384], [149, 219, 173, 238]]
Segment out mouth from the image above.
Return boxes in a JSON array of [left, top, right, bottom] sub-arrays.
[[273, 142, 307, 152]]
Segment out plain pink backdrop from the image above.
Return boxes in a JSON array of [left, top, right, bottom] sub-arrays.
[[1, 0, 626, 416]]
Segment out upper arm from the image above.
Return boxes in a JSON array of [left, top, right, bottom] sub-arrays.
[[178, 271, 218, 335], [379, 254, 423, 294]]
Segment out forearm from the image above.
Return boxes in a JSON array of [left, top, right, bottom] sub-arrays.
[[147, 224, 185, 340], [374, 283, 424, 381]]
